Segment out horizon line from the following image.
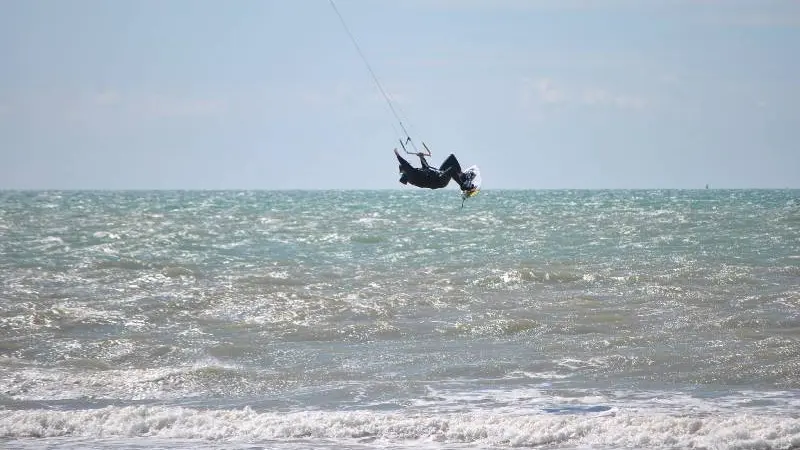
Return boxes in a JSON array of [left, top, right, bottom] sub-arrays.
[[1, 187, 798, 192]]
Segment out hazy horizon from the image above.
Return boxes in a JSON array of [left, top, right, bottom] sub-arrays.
[[3, 187, 797, 193]]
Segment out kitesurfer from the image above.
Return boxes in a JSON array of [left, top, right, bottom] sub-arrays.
[[394, 148, 475, 192]]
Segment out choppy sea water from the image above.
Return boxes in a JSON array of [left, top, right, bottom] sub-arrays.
[[0, 189, 798, 449]]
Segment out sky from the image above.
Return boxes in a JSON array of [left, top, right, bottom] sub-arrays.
[[1, 0, 799, 189]]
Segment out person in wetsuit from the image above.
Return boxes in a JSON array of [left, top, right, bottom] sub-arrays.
[[394, 148, 469, 190]]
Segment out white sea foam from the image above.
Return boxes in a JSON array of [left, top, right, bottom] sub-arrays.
[[0, 406, 798, 449]]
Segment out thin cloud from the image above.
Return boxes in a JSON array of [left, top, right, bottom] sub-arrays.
[[0, 89, 234, 136], [420, 0, 798, 12], [658, 73, 680, 85], [711, 11, 800, 28], [92, 90, 123, 107], [415, 0, 658, 12], [522, 77, 647, 112], [413, 0, 800, 29], [673, 0, 800, 28], [582, 88, 647, 110], [134, 95, 228, 119], [519, 78, 564, 112], [297, 83, 352, 109], [534, 78, 565, 104], [280, 80, 411, 119]]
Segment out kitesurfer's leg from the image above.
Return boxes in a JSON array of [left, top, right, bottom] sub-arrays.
[[439, 154, 462, 173], [395, 148, 415, 172], [439, 154, 463, 182]]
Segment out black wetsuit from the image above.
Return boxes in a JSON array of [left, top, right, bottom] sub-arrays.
[[395, 151, 465, 190]]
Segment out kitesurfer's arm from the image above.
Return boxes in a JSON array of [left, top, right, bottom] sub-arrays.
[[417, 153, 432, 170]]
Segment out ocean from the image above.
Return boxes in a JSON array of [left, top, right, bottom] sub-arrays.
[[0, 189, 798, 449]]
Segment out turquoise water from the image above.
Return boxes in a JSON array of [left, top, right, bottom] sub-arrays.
[[1, 189, 799, 448]]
